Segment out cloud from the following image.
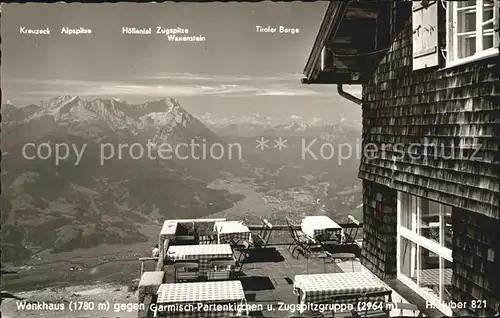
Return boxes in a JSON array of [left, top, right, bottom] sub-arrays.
[[290, 115, 302, 120], [24, 84, 254, 97], [4, 73, 363, 101], [311, 117, 322, 124], [132, 72, 304, 83], [255, 88, 319, 96], [5, 74, 338, 98]]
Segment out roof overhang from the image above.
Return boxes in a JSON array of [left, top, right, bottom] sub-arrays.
[[302, 0, 392, 85]]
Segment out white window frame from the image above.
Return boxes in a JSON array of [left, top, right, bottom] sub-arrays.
[[445, 0, 500, 67], [396, 192, 453, 316]]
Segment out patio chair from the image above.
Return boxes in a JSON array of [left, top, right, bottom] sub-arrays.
[[286, 217, 313, 259], [342, 215, 360, 245], [232, 218, 274, 253], [230, 245, 249, 269], [227, 242, 249, 269], [199, 230, 218, 245], [330, 293, 363, 317], [230, 253, 245, 274], [207, 260, 235, 281], [229, 237, 245, 247], [295, 304, 326, 317], [300, 294, 361, 318], [231, 218, 274, 264], [353, 290, 393, 318], [324, 252, 357, 272], [173, 262, 199, 282], [171, 235, 197, 246], [252, 218, 274, 248], [290, 303, 328, 317], [294, 311, 326, 317], [395, 301, 421, 317]]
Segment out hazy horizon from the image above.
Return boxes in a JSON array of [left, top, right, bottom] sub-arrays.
[[1, 3, 362, 125]]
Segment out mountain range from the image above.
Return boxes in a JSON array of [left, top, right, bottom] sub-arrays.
[[1, 97, 238, 263], [1, 96, 361, 264]]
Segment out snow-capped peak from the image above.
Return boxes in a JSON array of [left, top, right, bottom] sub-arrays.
[[6, 96, 219, 145], [285, 120, 308, 132], [42, 95, 79, 108]]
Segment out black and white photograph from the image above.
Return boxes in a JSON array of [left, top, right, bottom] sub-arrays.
[[0, 1, 499, 318]]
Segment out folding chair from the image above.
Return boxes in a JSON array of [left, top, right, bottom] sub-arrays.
[[233, 219, 274, 265], [252, 218, 274, 248], [207, 260, 235, 281], [325, 252, 357, 272], [173, 262, 199, 282], [342, 215, 360, 245], [286, 217, 314, 259], [396, 301, 422, 317], [330, 293, 364, 317]]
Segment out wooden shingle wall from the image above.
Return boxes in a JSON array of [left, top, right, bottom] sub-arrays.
[[360, 181, 397, 280], [360, 2, 500, 314], [360, 3, 500, 219], [452, 208, 500, 316]]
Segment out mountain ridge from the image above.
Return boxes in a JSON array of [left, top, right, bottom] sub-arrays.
[[0, 97, 244, 264]]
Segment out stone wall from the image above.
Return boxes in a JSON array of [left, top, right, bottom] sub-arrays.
[[138, 271, 165, 317]]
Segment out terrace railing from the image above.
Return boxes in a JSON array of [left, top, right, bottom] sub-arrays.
[[138, 257, 159, 277], [141, 219, 363, 277]]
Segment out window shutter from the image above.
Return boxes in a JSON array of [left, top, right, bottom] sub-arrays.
[[412, 0, 439, 70]]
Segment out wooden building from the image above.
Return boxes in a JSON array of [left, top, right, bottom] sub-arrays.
[[302, 0, 499, 316]]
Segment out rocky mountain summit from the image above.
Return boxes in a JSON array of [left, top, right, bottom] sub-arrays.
[[0, 97, 241, 264]]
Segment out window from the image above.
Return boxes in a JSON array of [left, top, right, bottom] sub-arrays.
[[397, 192, 453, 316], [418, 199, 452, 249], [446, 0, 500, 65], [399, 237, 418, 284]]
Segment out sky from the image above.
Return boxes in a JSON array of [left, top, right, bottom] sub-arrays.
[[1, 3, 362, 125]]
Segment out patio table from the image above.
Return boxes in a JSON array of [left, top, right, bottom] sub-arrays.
[[214, 221, 252, 244], [293, 271, 387, 313], [155, 280, 247, 317], [166, 244, 233, 273], [301, 215, 344, 242]]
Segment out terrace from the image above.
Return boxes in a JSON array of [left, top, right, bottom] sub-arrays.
[[137, 217, 445, 318]]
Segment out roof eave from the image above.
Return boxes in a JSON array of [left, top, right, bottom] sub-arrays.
[[303, 1, 350, 83]]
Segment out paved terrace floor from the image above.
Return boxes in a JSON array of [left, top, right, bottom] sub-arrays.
[[161, 242, 444, 318]]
